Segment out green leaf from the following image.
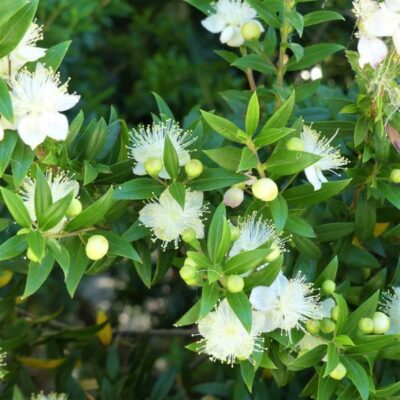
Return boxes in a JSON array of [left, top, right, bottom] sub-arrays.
[[379, 182, 400, 209], [224, 248, 270, 275], [323, 343, 339, 377], [11, 141, 34, 187], [95, 231, 141, 262], [317, 373, 336, 400], [65, 238, 89, 297], [237, 147, 258, 172], [355, 194, 376, 240], [152, 92, 174, 120], [0, 132, 17, 177], [245, 91, 259, 137], [47, 239, 70, 277], [283, 179, 352, 207], [269, 194, 288, 231], [207, 203, 231, 264], [133, 242, 152, 288], [199, 282, 220, 319], [65, 187, 114, 232], [315, 256, 338, 287], [27, 230, 45, 262], [254, 127, 295, 148], [315, 222, 355, 243], [341, 358, 371, 400], [303, 10, 344, 27], [265, 150, 320, 176], [83, 161, 98, 185], [286, 10, 304, 36], [0, 0, 27, 27], [163, 134, 179, 180], [203, 146, 241, 171], [85, 117, 108, 161], [174, 300, 201, 327], [293, 236, 321, 259], [0, 235, 27, 261], [332, 293, 348, 334], [374, 382, 400, 398], [232, 54, 275, 75], [285, 215, 315, 238], [288, 43, 304, 62], [201, 110, 246, 143], [34, 166, 52, 226], [0, 187, 31, 228], [188, 168, 247, 191], [37, 41, 71, 70], [0, 0, 38, 58], [114, 178, 164, 200], [263, 91, 295, 129], [226, 292, 252, 331], [23, 253, 54, 298], [240, 361, 256, 393], [288, 345, 326, 371], [354, 116, 369, 146], [286, 44, 344, 71], [39, 191, 74, 232], [340, 244, 380, 269], [244, 255, 282, 290], [0, 79, 13, 121], [168, 182, 185, 208]]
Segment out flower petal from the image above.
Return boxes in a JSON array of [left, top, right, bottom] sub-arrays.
[[41, 111, 69, 141], [17, 114, 47, 149], [220, 26, 235, 44], [304, 165, 322, 191], [57, 94, 80, 112], [201, 15, 225, 33], [358, 36, 388, 69], [133, 163, 147, 176], [226, 28, 245, 47]]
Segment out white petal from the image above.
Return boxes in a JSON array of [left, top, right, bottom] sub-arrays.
[[185, 191, 204, 209], [158, 168, 171, 179], [320, 298, 336, 318], [201, 15, 225, 33], [358, 36, 388, 68], [0, 125, 3, 141], [133, 163, 147, 176], [250, 286, 278, 311], [261, 310, 280, 332], [393, 32, 400, 55], [17, 114, 47, 149], [304, 165, 322, 191], [139, 203, 160, 228], [41, 112, 69, 141], [385, 0, 400, 12], [220, 26, 235, 44], [17, 47, 46, 63], [188, 218, 205, 239], [226, 29, 245, 47], [364, 7, 397, 37], [57, 94, 80, 112]]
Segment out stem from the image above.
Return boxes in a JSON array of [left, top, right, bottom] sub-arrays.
[[240, 47, 257, 91]]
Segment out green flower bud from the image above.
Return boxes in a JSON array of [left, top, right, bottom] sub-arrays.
[[373, 311, 390, 334], [179, 265, 197, 281], [359, 317, 374, 334], [66, 198, 83, 218], [185, 159, 203, 179], [230, 224, 241, 241], [322, 279, 336, 295], [286, 137, 305, 152], [321, 318, 336, 334], [26, 247, 40, 263], [305, 319, 321, 334], [85, 235, 109, 261], [331, 305, 339, 321], [241, 21, 263, 41], [252, 178, 278, 202], [182, 228, 197, 243], [184, 257, 197, 268], [390, 169, 400, 183], [226, 275, 244, 293], [329, 362, 347, 380], [144, 157, 163, 176]]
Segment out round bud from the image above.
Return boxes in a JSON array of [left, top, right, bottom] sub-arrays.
[[185, 277, 201, 286], [230, 224, 241, 241], [359, 317, 374, 334], [241, 21, 263, 41], [26, 247, 40, 263], [85, 235, 109, 261], [144, 157, 163, 176], [223, 187, 244, 208], [373, 311, 390, 334], [321, 318, 336, 334], [226, 275, 244, 293], [252, 178, 278, 202], [179, 265, 197, 281], [331, 306, 339, 321], [66, 198, 82, 218], [286, 137, 305, 152], [233, 182, 246, 190], [182, 228, 197, 243], [322, 279, 336, 295], [305, 319, 321, 335], [265, 245, 281, 263], [390, 169, 400, 183], [0, 270, 13, 288], [185, 159, 203, 179], [329, 363, 347, 380], [17, 228, 29, 235], [184, 257, 197, 268]]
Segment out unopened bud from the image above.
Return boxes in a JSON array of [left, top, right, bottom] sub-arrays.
[[322, 279, 336, 295], [331, 306, 339, 321], [329, 363, 347, 380], [359, 317, 374, 334], [286, 137, 305, 152], [0, 270, 13, 288], [241, 21, 263, 41], [223, 187, 244, 208], [144, 157, 163, 176], [226, 275, 244, 293], [185, 159, 203, 179], [305, 319, 321, 334], [182, 228, 197, 243], [66, 198, 82, 218], [373, 311, 390, 334], [85, 235, 109, 261], [321, 318, 336, 334], [230, 224, 241, 241], [252, 178, 278, 202], [390, 169, 400, 183], [179, 265, 197, 281]]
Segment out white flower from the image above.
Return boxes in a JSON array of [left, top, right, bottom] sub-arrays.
[[320, 298, 336, 318], [250, 272, 321, 338], [31, 393, 68, 400], [20, 170, 80, 233], [7, 63, 80, 149], [201, 0, 264, 47], [0, 22, 46, 78], [229, 213, 284, 257], [301, 126, 348, 191], [358, 35, 389, 69], [129, 120, 194, 179], [139, 188, 206, 248], [381, 287, 400, 334], [197, 299, 265, 365]]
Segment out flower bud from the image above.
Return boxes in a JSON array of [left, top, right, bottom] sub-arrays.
[[144, 157, 163, 176], [182, 228, 197, 243], [241, 21, 263, 41], [184, 257, 197, 268], [329, 362, 347, 380], [252, 178, 278, 202], [359, 317, 374, 334], [373, 311, 390, 334], [230, 224, 241, 241], [226, 275, 244, 293], [85, 235, 109, 261], [321, 318, 336, 334], [265, 244, 281, 263], [26, 247, 40, 263], [305, 319, 321, 334], [0, 270, 13, 288], [286, 137, 305, 152], [322, 279, 336, 295], [233, 182, 246, 190], [390, 169, 400, 183], [223, 187, 244, 208], [185, 159, 203, 179], [331, 305, 339, 321], [179, 265, 197, 281], [66, 198, 82, 218]]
